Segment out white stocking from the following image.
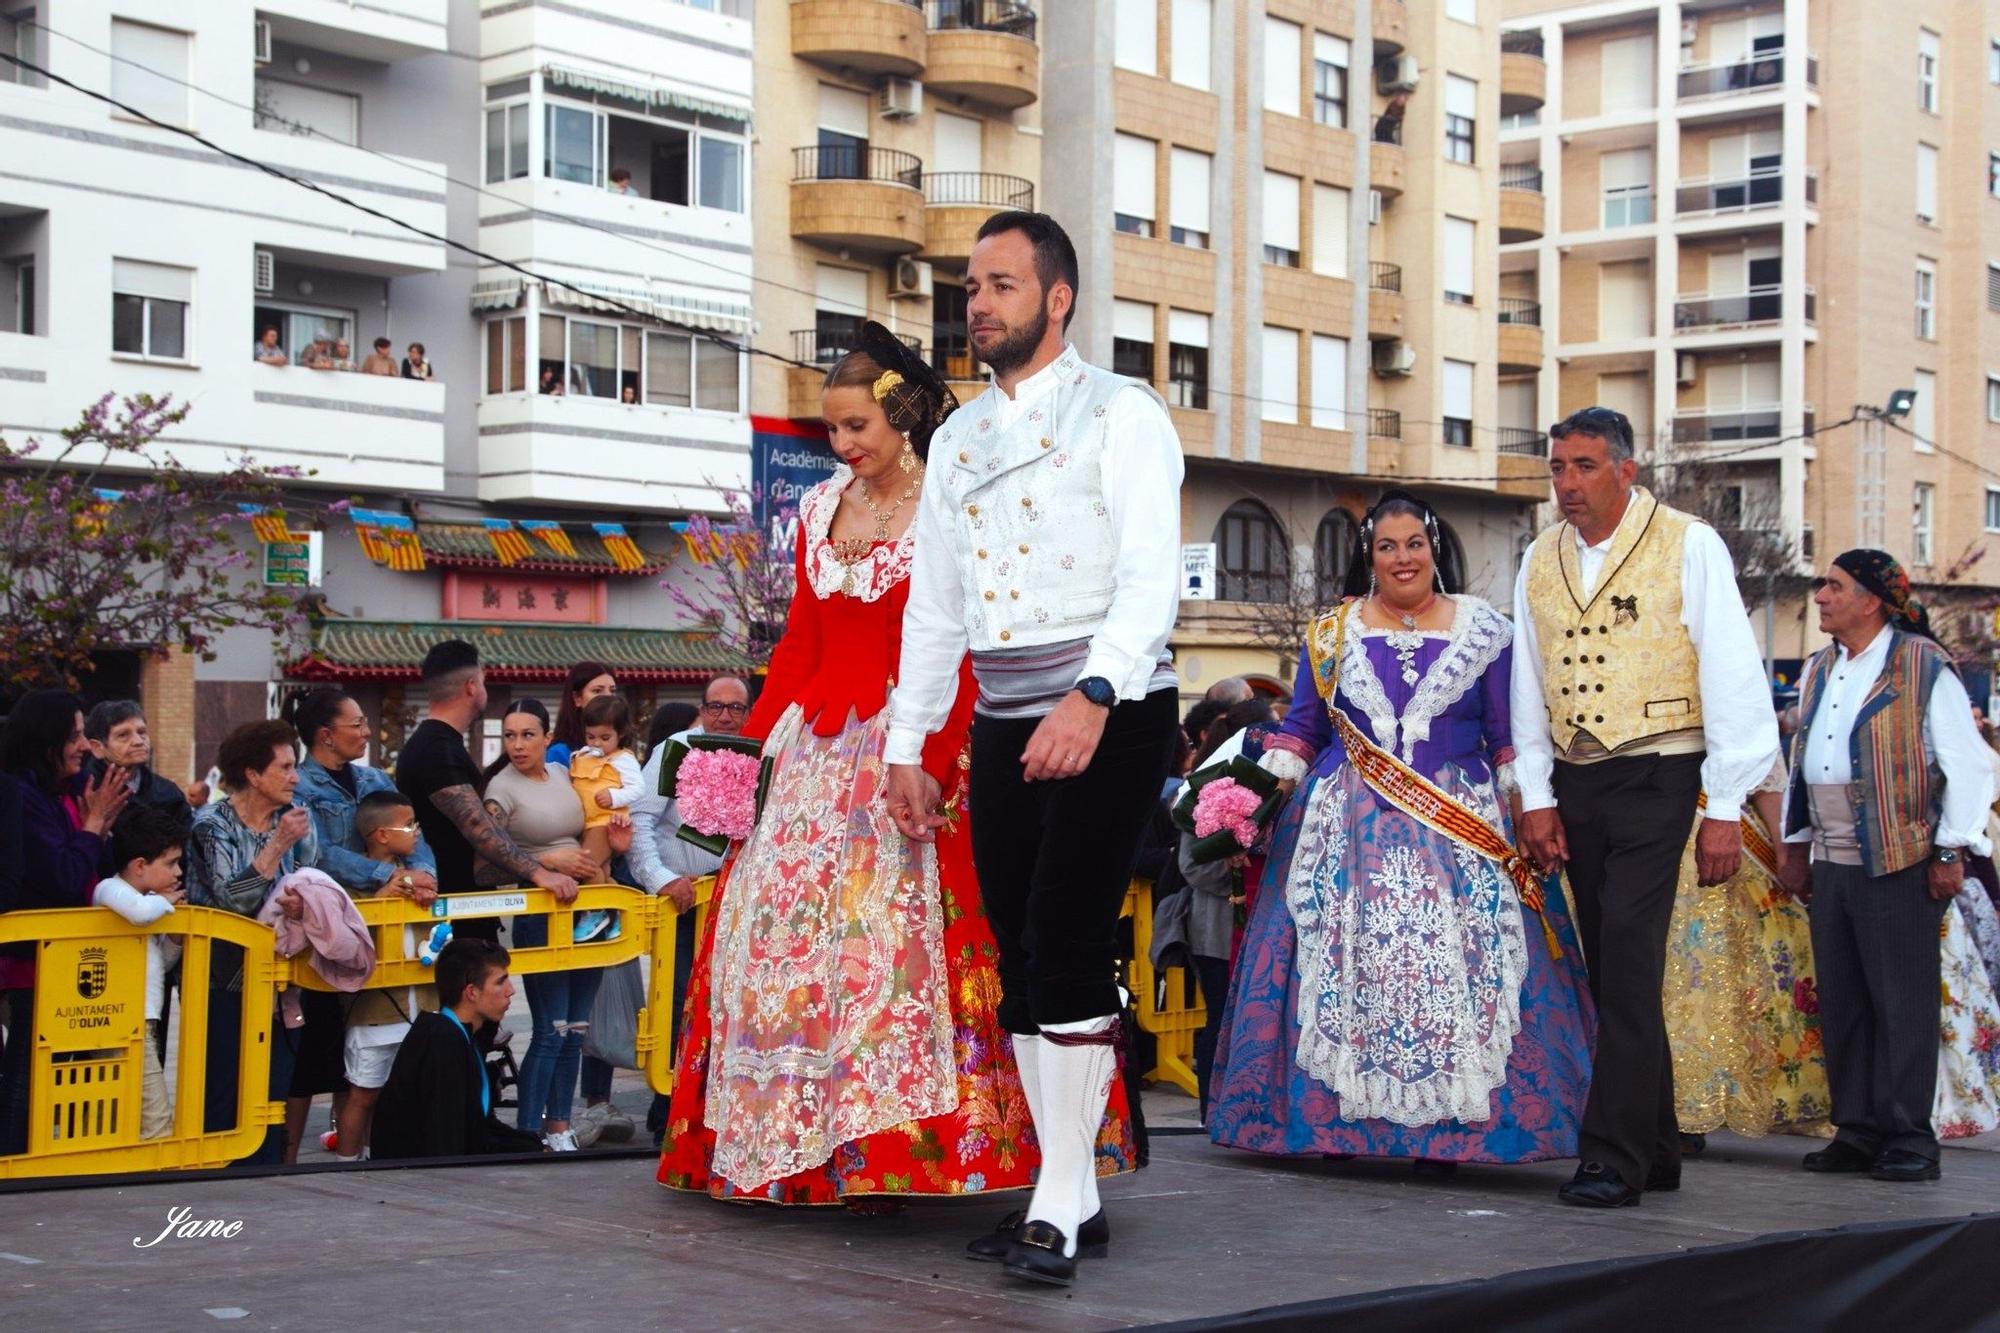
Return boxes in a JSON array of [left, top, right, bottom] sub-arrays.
[[1026, 1015, 1117, 1257], [1011, 1031, 1044, 1139]]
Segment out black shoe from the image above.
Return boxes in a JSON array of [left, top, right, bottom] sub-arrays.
[[1802, 1140, 1875, 1174], [1646, 1162, 1682, 1192], [1678, 1132, 1707, 1157], [965, 1209, 1109, 1263], [1003, 1220, 1079, 1286], [1557, 1162, 1640, 1208], [1870, 1149, 1941, 1183], [1411, 1159, 1458, 1179]]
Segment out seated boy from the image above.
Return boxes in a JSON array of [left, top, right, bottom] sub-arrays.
[[94, 804, 187, 1139], [371, 938, 546, 1159]]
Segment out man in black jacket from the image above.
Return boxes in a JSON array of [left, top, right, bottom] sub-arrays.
[[372, 939, 545, 1159]]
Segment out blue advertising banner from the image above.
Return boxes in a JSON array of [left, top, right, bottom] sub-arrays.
[[751, 416, 839, 551]]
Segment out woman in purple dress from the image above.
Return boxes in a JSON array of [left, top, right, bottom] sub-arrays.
[[1208, 492, 1595, 1167]]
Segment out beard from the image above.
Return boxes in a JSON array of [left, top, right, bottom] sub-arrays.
[[972, 303, 1051, 378]]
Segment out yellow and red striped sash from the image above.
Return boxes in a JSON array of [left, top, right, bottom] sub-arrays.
[[1692, 792, 1781, 882]]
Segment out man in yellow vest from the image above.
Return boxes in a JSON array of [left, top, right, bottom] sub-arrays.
[[1510, 406, 1779, 1208]]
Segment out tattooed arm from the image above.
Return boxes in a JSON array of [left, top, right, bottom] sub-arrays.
[[428, 784, 579, 901]]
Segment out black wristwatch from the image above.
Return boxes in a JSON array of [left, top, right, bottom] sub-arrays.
[[1934, 848, 1962, 865], [1075, 676, 1117, 709]]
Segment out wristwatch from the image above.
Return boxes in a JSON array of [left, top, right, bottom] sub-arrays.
[[1075, 676, 1117, 709], [1934, 848, 1962, 865]]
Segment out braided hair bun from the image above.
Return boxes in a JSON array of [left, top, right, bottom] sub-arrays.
[[823, 321, 960, 461]]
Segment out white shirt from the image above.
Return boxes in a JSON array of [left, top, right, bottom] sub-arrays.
[[1509, 495, 1779, 821], [626, 728, 725, 893], [885, 348, 1184, 766], [1784, 624, 1995, 852], [93, 875, 180, 1020]]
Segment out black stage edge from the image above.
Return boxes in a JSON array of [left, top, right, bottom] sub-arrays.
[[1147, 1210, 2000, 1332]]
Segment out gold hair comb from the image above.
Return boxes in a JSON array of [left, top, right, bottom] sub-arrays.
[[871, 369, 904, 402]]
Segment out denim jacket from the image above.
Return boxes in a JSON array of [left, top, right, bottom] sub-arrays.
[[295, 756, 437, 893]]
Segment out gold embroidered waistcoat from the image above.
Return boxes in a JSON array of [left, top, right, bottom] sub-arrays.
[[1525, 488, 1705, 758]]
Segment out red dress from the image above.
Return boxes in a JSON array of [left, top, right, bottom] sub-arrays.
[[658, 471, 1137, 1203]]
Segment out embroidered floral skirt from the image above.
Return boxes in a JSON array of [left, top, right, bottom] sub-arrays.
[[658, 705, 1136, 1204], [1208, 758, 1595, 1163], [1935, 891, 2000, 1140]]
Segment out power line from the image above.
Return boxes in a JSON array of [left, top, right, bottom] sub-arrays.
[[1881, 417, 2000, 487]]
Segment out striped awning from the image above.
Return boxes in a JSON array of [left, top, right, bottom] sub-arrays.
[[538, 280, 752, 336], [541, 65, 749, 125], [471, 278, 525, 312]]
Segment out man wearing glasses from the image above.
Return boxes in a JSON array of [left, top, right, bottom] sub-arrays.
[[1510, 406, 1778, 1209]]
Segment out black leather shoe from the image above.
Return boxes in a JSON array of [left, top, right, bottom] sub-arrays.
[[1004, 1220, 1079, 1286], [1802, 1140, 1875, 1174], [1411, 1159, 1458, 1179], [1557, 1162, 1640, 1208], [1678, 1132, 1707, 1157], [965, 1209, 1108, 1263], [1870, 1149, 1941, 1183], [1646, 1162, 1682, 1192]]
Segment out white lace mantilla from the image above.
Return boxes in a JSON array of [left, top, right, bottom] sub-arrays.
[[799, 466, 916, 603], [1318, 595, 1511, 765]]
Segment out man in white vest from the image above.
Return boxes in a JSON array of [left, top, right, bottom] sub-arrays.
[[1511, 406, 1778, 1208], [884, 212, 1183, 1286]]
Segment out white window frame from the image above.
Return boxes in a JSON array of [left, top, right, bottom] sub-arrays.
[[1912, 368, 1937, 454], [1114, 133, 1158, 237], [1446, 0, 1477, 24], [1986, 485, 2000, 533], [485, 314, 528, 394], [1264, 17, 1302, 116], [1311, 183, 1349, 279], [111, 259, 192, 364], [1260, 324, 1299, 424], [1309, 334, 1348, 431], [544, 98, 607, 187], [1916, 260, 1937, 341], [1913, 482, 1935, 566], [109, 19, 191, 129], [1916, 142, 1939, 224], [533, 311, 742, 413], [1168, 147, 1212, 249], [696, 132, 748, 213], [1170, 0, 1212, 92], [1444, 75, 1477, 165], [1262, 170, 1301, 268], [1987, 374, 2000, 424], [1442, 357, 1474, 446], [1114, 0, 1158, 75], [1443, 216, 1475, 305], [1918, 29, 1940, 114], [1312, 34, 1349, 129]]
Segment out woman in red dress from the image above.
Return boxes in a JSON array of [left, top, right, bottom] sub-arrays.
[[659, 324, 1137, 1204]]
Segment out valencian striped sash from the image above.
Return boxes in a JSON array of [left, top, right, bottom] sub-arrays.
[[1321, 603, 1563, 960], [1692, 792, 1782, 883]]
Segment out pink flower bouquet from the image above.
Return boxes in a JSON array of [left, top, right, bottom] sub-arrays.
[[1172, 756, 1284, 865], [656, 732, 771, 854]]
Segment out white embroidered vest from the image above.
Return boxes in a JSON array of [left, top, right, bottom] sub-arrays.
[[929, 347, 1159, 650]]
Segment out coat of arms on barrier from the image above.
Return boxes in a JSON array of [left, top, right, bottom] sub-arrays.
[[76, 946, 109, 1000]]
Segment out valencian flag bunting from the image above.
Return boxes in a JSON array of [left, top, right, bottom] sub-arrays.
[[239, 503, 304, 545], [75, 487, 125, 538], [350, 508, 426, 572], [593, 521, 646, 572], [482, 517, 534, 566], [520, 518, 578, 558], [668, 520, 757, 569]]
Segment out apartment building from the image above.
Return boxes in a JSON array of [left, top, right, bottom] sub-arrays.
[[752, 0, 1042, 449], [1503, 0, 2000, 686], [0, 1, 754, 778]]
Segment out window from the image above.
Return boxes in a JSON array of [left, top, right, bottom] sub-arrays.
[[486, 316, 527, 393], [1916, 260, 1937, 340], [1913, 368, 1936, 453], [695, 337, 741, 412], [1112, 299, 1155, 382], [932, 283, 970, 380], [1309, 334, 1348, 430], [111, 259, 190, 361], [1312, 34, 1349, 128], [1169, 147, 1212, 248], [1114, 134, 1156, 237], [1262, 170, 1300, 267], [1917, 143, 1938, 223], [1919, 29, 1940, 113], [545, 103, 604, 185], [1990, 263, 2000, 312], [1264, 17, 1300, 115], [1115, 0, 1157, 75], [1602, 148, 1653, 227], [1986, 487, 2000, 533], [1444, 75, 1476, 165], [812, 264, 868, 361], [1913, 483, 1935, 566], [1991, 152, 2000, 200], [1442, 358, 1474, 446], [1988, 375, 2000, 423], [1171, 0, 1211, 91], [255, 302, 352, 364], [1311, 184, 1349, 279], [1601, 34, 1655, 113], [646, 331, 692, 407], [485, 101, 530, 182], [1992, 39, 2000, 85], [254, 79, 359, 144], [533, 314, 737, 408], [109, 20, 190, 127], [1167, 309, 1209, 408], [698, 137, 744, 211], [7, 258, 32, 336], [1443, 217, 1475, 304], [1260, 325, 1298, 423], [1314, 509, 1358, 602], [816, 83, 870, 180], [1215, 501, 1289, 603], [1599, 259, 1652, 338], [1446, 0, 1477, 23]]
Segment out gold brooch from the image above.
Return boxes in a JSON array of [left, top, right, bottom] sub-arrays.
[[871, 369, 904, 402]]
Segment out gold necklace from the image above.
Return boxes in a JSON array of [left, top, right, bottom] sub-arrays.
[[830, 472, 922, 586]]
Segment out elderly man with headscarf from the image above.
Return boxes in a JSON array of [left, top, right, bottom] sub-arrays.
[[1777, 549, 1996, 1183]]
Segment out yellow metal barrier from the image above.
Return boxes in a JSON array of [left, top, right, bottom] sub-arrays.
[[1123, 879, 1207, 1098]]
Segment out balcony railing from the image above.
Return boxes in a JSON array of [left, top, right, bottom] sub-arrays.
[[1498, 297, 1542, 327], [1671, 403, 1814, 445], [793, 326, 923, 366], [1674, 285, 1816, 330], [1676, 48, 1817, 101], [1368, 408, 1401, 439], [923, 171, 1035, 209], [1500, 165, 1544, 193], [1676, 167, 1815, 217], [1497, 426, 1548, 456], [924, 0, 1037, 41], [1369, 261, 1403, 293], [1501, 32, 1546, 59], [792, 145, 925, 187]]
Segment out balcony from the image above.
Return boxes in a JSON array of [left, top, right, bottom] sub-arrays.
[[1368, 408, 1402, 441], [248, 364, 447, 492], [923, 2, 1040, 110], [922, 172, 1035, 263], [1373, 0, 1407, 57], [1671, 403, 1813, 448], [791, 0, 927, 78], [1676, 167, 1815, 220], [791, 145, 927, 255], [1497, 299, 1543, 371], [477, 390, 748, 511], [1499, 166, 1544, 243], [1367, 263, 1404, 341], [1370, 139, 1406, 199], [1677, 48, 1817, 102], [257, 0, 447, 61], [1674, 285, 1815, 333], [1500, 38, 1546, 116], [1497, 426, 1548, 457]]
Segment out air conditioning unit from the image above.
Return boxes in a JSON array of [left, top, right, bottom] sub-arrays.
[[1372, 340, 1417, 377], [890, 257, 933, 301], [254, 18, 273, 65], [1676, 352, 1698, 386], [879, 77, 923, 121], [1377, 55, 1421, 94], [254, 248, 275, 295], [1368, 190, 1383, 225]]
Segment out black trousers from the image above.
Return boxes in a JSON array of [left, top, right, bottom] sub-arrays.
[[1809, 859, 1948, 1160], [1555, 751, 1704, 1192], [969, 689, 1179, 1035]]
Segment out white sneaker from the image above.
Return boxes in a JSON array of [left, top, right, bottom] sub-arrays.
[[543, 1129, 579, 1152], [572, 1103, 606, 1149], [596, 1101, 635, 1144]]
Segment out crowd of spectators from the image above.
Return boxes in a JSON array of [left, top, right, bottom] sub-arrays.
[[254, 325, 434, 380]]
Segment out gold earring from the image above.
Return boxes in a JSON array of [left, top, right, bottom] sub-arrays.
[[898, 434, 917, 473]]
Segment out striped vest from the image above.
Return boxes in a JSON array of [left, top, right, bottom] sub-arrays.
[[1783, 630, 1949, 877]]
